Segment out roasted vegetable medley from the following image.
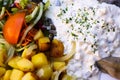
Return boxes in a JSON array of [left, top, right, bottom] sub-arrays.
[[0, 0, 76, 80]]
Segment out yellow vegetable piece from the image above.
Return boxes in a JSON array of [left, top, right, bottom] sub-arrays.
[[36, 65, 53, 80], [0, 67, 6, 77], [50, 39, 64, 58], [17, 58, 34, 72], [21, 48, 35, 59], [8, 56, 22, 69], [0, 44, 7, 67], [34, 29, 44, 40], [62, 74, 75, 80], [31, 53, 48, 68], [53, 61, 66, 71], [22, 72, 36, 80], [10, 69, 24, 80], [38, 37, 50, 51], [3, 70, 12, 80]]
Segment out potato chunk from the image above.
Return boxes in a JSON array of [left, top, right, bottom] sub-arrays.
[[31, 53, 48, 68], [36, 65, 53, 80], [38, 37, 50, 51], [17, 58, 34, 71], [53, 61, 66, 71], [0, 67, 6, 77], [22, 72, 36, 80], [34, 29, 44, 40], [50, 39, 64, 58], [8, 56, 21, 69], [10, 69, 24, 80], [3, 70, 12, 80]]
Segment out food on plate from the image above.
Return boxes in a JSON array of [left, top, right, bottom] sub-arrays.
[[50, 39, 64, 58], [46, 0, 120, 79], [0, 0, 120, 80], [10, 69, 24, 80], [3, 12, 25, 44], [96, 57, 120, 79], [0, 0, 75, 80]]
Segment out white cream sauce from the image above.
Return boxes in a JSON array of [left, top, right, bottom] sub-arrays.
[[46, 0, 120, 79]]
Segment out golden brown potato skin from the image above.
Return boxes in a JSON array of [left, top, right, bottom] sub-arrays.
[[38, 37, 50, 52], [50, 39, 64, 58]]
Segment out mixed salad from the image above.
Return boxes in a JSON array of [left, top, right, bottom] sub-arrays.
[[0, 0, 76, 80]]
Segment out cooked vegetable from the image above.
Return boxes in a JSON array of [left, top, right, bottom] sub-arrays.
[[53, 66, 67, 80], [96, 57, 120, 79], [62, 74, 76, 80], [3, 12, 25, 44], [0, 67, 6, 77], [36, 65, 53, 80], [25, 5, 39, 23], [22, 72, 36, 80], [21, 44, 37, 59], [16, 58, 34, 72], [50, 39, 64, 58], [53, 61, 66, 71], [38, 37, 50, 51], [31, 53, 48, 68], [18, 2, 43, 46], [10, 69, 24, 80], [8, 56, 22, 69], [52, 41, 76, 61], [0, 43, 7, 67], [19, 0, 29, 9], [34, 29, 44, 40], [3, 70, 12, 80]]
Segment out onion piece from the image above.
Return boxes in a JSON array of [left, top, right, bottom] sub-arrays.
[[0, 38, 10, 51], [26, 44, 37, 56], [17, 2, 43, 46], [52, 66, 67, 80], [5, 46, 15, 64], [52, 41, 76, 61]]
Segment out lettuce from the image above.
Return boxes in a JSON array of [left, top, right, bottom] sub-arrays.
[[19, 0, 29, 9]]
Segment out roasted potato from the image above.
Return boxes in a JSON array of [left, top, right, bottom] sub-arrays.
[[8, 56, 22, 69], [38, 37, 50, 51], [62, 74, 75, 80], [0, 67, 6, 77], [50, 39, 64, 58], [0, 44, 7, 67], [10, 69, 24, 80], [16, 58, 34, 72], [52, 61, 66, 71], [22, 72, 36, 80], [3, 70, 12, 80], [36, 65, 53, 80], [21, 48, 36, 59], [34, 29, 44, 40], [31, 53, 48, 68]]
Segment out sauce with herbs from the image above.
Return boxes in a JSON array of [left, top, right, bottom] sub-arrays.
[[46, 0, 120, 79]]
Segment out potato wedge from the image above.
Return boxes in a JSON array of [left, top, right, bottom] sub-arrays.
[[17, 58, 34, 72], [22, 72, 36, 80], [50, 39, 64, 58], [38, 37, 50, 51], [34, 29, 44, 40], [3, 70, 12, 80], [0, 67, 6, 77], [53, 61, 66, 71], [21, 48, 35, 59], [36, 65, 53, 80], [10, 69, 24, 80], [8, 56, 22, 69], [31, 53, 48, 68]]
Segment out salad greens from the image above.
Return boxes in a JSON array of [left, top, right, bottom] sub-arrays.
[[20, 0, 29, 9]]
